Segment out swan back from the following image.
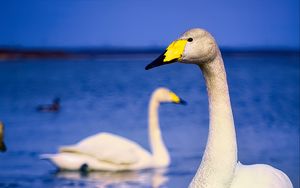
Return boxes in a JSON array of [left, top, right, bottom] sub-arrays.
[[60, 132, 151, 165], [230, 162, 293, 188]]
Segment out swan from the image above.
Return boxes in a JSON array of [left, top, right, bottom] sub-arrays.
[[0, 121, 7, 152], [145, 28, 293, 188], [41, 88, 186, 171]]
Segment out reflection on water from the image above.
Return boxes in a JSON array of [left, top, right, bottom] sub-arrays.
[[55, 169, 168, 188]]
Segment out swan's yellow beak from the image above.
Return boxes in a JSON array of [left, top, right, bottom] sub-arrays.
[[145, 39, 187, 70], [170, 92, 187, 105]]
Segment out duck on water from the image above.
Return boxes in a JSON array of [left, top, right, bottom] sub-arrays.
[[37, 98, 60, 112]]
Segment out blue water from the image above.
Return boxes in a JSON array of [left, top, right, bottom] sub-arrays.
[[0, 55, 299, 188]]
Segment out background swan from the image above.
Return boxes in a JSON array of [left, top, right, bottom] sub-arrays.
[[41, 87, 186, 171], [0, 121, 7, 152], [146, 28, 293, 188]]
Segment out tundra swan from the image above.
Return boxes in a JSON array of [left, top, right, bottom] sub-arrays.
[[41, 88, 185, 171], [145, 28, 293, 188]]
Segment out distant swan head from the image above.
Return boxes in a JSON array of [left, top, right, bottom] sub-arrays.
[[152, 87, 186, 105], [145, 28, 218, 70]]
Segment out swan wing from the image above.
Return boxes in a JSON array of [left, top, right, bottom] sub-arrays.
[[40, 153, 103, 170], [230, 162, 293, 188], [59, 132, 150, 165]]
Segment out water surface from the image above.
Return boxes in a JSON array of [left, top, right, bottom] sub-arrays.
[[0, 55, 299, 187]]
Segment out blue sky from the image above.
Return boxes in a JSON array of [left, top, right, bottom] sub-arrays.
[[0, 0, 299, 49]]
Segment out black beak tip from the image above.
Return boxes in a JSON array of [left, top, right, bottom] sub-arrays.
[[172, 98, 187, 105], [145, 51, 169, 70], [179, 99, 187, 105], [145, 64, 152, 70]]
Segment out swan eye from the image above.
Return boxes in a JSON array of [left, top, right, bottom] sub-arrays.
[[187, 38, 193, 42]]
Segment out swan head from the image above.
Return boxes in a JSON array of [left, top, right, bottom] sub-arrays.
[[145, 28, 218, 70], [152, 88, 186, 105]]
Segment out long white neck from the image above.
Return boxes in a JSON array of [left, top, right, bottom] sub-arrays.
[[189, 52, 237, 188], [148, 96, 170, 167]]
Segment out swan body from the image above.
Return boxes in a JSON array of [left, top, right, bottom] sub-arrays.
[[146, 28, 293, 188], [42, 132, 153, 171], [231, 162, 293, 188], [41, 88, 185, 171]]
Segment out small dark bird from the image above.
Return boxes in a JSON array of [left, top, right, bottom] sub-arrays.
[[0, 121, 7, 152], [37, 98, 61, 112]]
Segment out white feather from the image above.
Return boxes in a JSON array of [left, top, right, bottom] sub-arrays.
[[41, 88, 182, 171], [231, 162, 293, 188], [150, 28, 293, 188], [59, 132, 147, 165]]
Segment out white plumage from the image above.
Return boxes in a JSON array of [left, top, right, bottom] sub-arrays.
[[231, 162, 293, 188], [42, 132, 153, 171], [41, 88, 185, 171], [146, 28, 293, 188]]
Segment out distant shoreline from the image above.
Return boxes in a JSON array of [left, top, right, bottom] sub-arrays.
[[0, 48, 299, 60]]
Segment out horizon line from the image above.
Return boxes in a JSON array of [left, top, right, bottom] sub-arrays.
[[0, 46, 299, 60]]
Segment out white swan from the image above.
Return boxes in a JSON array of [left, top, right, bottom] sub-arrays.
[[145, 28, 293, 188], [41, 87, 186, 171]]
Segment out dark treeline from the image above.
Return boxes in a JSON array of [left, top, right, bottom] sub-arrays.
[[0, 47, 299, 60]]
